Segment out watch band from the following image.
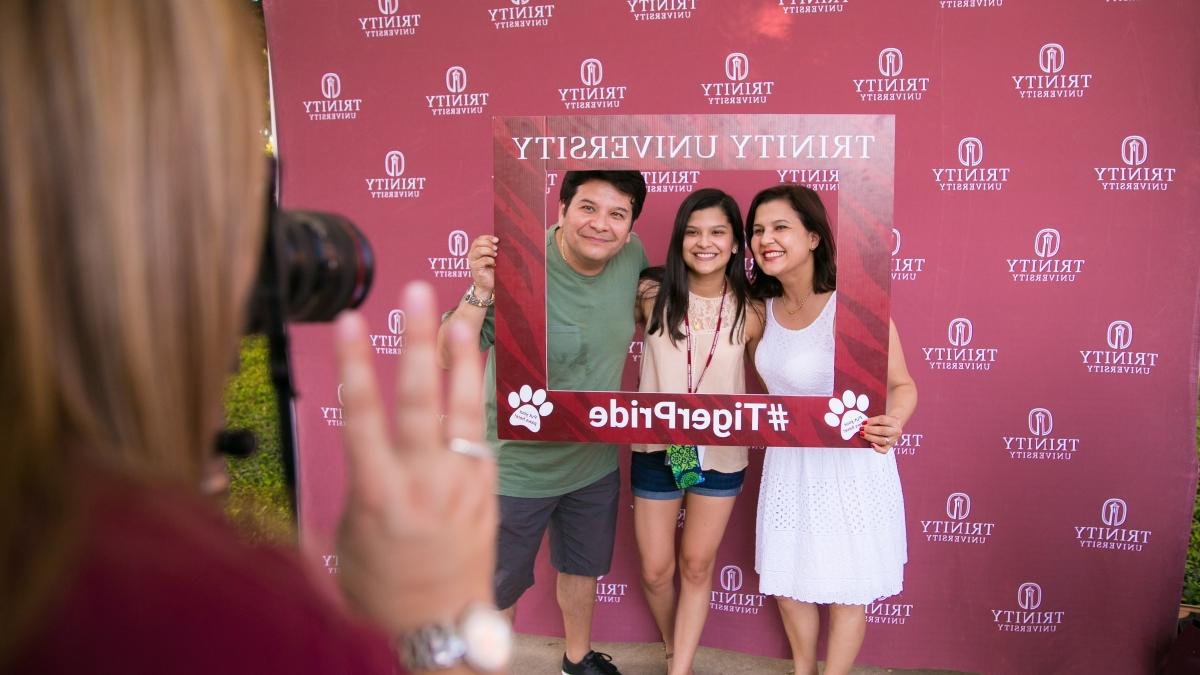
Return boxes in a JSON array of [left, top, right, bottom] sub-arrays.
[[398, 603, 512, 673], [401, 622, 466, 670], [463, 284, 494, 308]]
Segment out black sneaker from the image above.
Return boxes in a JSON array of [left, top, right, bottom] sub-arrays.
[[561, 650, 621, 675]]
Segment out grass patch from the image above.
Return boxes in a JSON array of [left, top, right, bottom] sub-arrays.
[[1185, 411, 1200, 605], [223, 336, 294, 543]]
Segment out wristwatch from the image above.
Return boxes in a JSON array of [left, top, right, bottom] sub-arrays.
[[398, 603, 512, 673], [463, 284, 494, 308]]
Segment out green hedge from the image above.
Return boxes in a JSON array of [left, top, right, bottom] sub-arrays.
[[223, 338, 1200, 602]]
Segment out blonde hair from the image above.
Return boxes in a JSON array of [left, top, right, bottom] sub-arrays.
[[0, 0, 266, 658]]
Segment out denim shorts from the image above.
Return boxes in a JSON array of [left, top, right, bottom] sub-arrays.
[[630, 450, 745, 500]]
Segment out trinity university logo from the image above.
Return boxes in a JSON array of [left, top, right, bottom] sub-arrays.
[[1040, 43, 1064, 74], [710, 564, 765, 616], [428, 230, 471, 279], [594, 574, 629, 604], [1033, 229, 1059, 258], [923, 317, 998, 371], [778, 0, 848, 14], [890, 227, 926, 282], [1006, 227, 1084, 283], [358, 0, 421, 38], [365, 150, 426, 199], [891, 429, 924, 457], [321, 73, 341, 99], [948, 318, 972, 346], [853, 47, 931, 102], [1107, 321, 1132, 350], [1095, 135, 1177, 191], [947, 492, 970, 520], [776, 168, 839, 192], [321, 385, 345, 427], [369, 309, 406, 356], [726, 53, 749, 81], [1028, 408, 1052, 437], [559, 58, 627, 110], [304, 72, 363, 121], [720, 565, 743, 592], [866, 599, 914, 625], [427, 66, 490, 116], [628, 0, 696, 21], [1102, 498, 1127, 527], [1123, 135, 1147, 166], [627, 340, 644, 364], [643, 170, 700, 193], [487, 0, 555, 30], [932, 136, 1011, 192], [1012, 42, 1093, 99], [448, 230, 470, 257], [446, 67, 466, 93], [958, 137, 982, 166], [1017, 583, 1042, 611], [1003, 406, 1080, 462], [700, 52, 775, 106], [879, 48, 902, 77], [940, 0, 1002, 8], [1075, 497, 1150, 553], [920, 491, 995, 545], [1081, 320, 1158, 375], [992, 582, 1066, 633]]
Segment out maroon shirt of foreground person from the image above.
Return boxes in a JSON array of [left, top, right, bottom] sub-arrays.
[[13, 473, 400, 675]]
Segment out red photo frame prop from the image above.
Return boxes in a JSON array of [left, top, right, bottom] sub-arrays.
[[493, 114, 893, 447]]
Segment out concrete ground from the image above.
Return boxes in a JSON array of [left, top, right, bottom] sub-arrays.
[[512, 632, 973, 675]]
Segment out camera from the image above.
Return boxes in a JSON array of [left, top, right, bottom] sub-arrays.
[[246, 209, 374, 331], [220, 193, 374, 508]]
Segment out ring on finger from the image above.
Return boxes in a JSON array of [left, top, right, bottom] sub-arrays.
[[449, 437, 495, 460]]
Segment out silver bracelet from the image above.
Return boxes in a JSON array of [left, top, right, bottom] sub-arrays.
[[463, 284, 494, 308]]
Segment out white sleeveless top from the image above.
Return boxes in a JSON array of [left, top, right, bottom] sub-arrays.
[[754, 292, 835, 398]]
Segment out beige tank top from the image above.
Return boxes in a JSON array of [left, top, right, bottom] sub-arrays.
[[632, 290, 749, 473]]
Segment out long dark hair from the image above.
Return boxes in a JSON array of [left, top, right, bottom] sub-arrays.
[[746, 184, 836, 299], [641, 188, 750, 345]]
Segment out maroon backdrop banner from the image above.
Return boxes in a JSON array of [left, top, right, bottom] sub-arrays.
[[262, 2, 1200, 673]]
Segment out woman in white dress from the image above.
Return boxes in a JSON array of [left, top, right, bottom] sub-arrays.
[[746, 184, 917, 675]]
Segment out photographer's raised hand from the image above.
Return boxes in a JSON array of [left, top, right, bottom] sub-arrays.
[[333, 282, 497, 642]]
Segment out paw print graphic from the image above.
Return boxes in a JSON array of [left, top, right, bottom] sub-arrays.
[[824, 389, 870, 441], [507, 384, 554, 433]]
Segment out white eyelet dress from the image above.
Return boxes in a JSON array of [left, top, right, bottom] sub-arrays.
[[753, 293, 907, 604]]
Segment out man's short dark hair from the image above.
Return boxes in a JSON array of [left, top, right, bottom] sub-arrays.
[[558, 171, 648, 224]]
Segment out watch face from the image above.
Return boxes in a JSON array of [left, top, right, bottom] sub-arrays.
[[461, 605, 513, 672]]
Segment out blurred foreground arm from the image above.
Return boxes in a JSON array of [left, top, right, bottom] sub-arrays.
[[334, 282, 506, 673]]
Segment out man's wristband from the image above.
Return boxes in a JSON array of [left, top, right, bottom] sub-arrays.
[[463, 284, 494, 308]]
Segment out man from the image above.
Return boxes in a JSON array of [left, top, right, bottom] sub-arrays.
[[436, 171, 648, 675]]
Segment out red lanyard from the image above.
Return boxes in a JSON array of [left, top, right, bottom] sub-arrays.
[[684, 279, 727, 394]]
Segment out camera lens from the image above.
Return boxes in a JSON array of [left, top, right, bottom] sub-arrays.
[[273, 210, 374, 323]]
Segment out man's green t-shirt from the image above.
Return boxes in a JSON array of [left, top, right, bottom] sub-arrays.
[[479, 226, 648, 497]]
